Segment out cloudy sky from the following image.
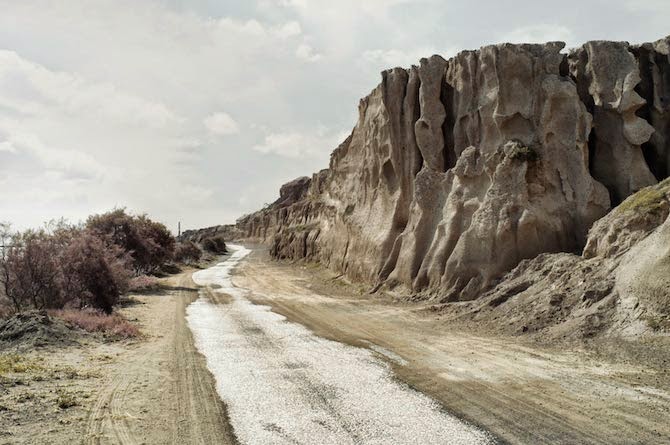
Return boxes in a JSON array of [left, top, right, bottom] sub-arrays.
[[0, 0, 667, 231]]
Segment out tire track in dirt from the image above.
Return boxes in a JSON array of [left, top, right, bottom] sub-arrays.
[[172, 283, 238, 445], [86, 375, 136, 445], [85, 270, 237, 445]]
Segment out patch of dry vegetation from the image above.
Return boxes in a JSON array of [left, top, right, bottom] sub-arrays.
[[128, 275, 161, 293], [50, 309, 140, 339], [617, 177, 670, 214], [0, 354, 43, 375]]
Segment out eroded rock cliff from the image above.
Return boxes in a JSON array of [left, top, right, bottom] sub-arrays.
[[237, 35, 670, 307]]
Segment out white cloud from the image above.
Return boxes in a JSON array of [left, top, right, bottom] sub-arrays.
[[252, 126, 347, 158], [0, 141, 16, 153], [0, 50, 182, 128], [277, 21, 302, 38], [6, 131, 106, 178], [500, 24, 576, 47], [204, 112, 240, 136], [362, 47, 446, 68], [296, 43, 322, 62]]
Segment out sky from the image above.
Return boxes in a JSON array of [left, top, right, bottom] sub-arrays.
[[0, 0, 668, 232]]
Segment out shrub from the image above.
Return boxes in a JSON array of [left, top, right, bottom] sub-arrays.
[[174, 241, 202, 264], [0, 210, 173, 315], [61, 232, 132, 313], [128, 275, 161, 292], [56, 391, 79, 409], [0, 222, 133, 314], [0, 354, 42, 375], [201, 235, 227, 254], [86, 209, 175, 275], [50, 309, 140, 338], [1, 229, 66, 311]]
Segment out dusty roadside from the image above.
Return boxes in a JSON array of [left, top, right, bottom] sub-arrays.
[[0, 268, 236, 445], [234, 247, 670, 445]]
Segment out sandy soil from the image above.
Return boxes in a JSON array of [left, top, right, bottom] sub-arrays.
[[233, 247, 670, 445], [0, 269, 236, 445]]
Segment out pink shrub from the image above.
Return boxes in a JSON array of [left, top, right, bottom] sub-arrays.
[[50, 309, 140, 338], [128, 275, 161, 292]]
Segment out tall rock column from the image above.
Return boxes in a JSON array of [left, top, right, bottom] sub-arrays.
[[569, 41, 656, 203]]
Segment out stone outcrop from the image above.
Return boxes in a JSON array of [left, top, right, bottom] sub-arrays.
[[237, 35, 670, 304], [458, 179, 670, 339]]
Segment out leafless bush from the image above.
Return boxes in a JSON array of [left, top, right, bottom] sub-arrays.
[[1, 228, 66, 311]]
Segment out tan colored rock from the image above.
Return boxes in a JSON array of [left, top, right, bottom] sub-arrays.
[[569, 41, 657, 203], [235, 35, 670, 306], [632, 36, 670, 181], [464, 180, 670, 340], [583, 178, 670, 259]]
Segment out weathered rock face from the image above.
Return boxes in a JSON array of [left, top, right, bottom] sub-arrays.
[[569, 41, 657, 203], [461, 179, 670, 339], [238, 36, 670, 302]]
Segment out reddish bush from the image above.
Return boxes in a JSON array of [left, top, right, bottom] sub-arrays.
[[0, 221, 133, 314], [128, 275, 161, 292], [1, 229, 65, 311], [61, 232, 132, 313], [50, 309, 140, 338], [0, 210, 173, 315], [174, 241, 202, 264], [86, 209, 175, 275], [136, 215, 175, 270]]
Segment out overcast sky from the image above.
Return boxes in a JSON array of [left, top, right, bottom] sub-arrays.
[[0, 0, 667, 232]]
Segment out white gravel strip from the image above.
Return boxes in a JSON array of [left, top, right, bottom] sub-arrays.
[[188, 245, 495, 445]]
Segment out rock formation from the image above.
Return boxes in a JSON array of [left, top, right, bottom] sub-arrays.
[[236, 35, 670, 308], [457, 178, 670, 340]]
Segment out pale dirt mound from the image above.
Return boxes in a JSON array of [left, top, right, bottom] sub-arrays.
[[0, 311, 80, 351]]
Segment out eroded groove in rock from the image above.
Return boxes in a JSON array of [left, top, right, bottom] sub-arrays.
[[569, 40, 658, 204], [235, 35, 670, 302], [632, 38, 670, 181]]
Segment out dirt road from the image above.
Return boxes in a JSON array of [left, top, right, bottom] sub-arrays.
[[84, 271, 237, 445], [231, 247, 670, 445], [188, 245, 493, 445]]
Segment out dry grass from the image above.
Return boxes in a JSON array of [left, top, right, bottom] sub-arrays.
[[56, 390, 79, 409], [49, 309, 140, 339], [617, 177, 670, 214], [0, 354, 43, 375], [128, 275, 161, 292]]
